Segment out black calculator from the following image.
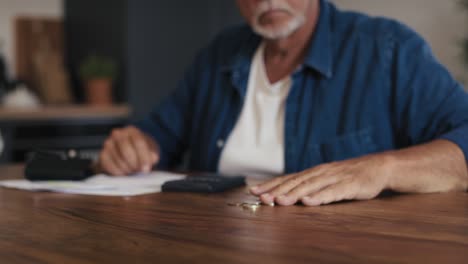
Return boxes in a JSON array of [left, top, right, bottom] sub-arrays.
[[161, 174, 246, 193]]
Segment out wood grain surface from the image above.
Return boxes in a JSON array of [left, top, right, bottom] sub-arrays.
[[0, 164, 467, 264]]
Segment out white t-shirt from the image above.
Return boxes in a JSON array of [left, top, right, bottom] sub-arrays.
[[218, 43, 292, 179]]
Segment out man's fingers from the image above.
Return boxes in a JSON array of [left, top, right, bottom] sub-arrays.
[[128, 126, 160, 171], [99, 152, 123, 176], [275, 175, 341, 206], [103, 139, 132, 174], [250, 173, 296, 196], [129, 133, 153, 172], [265, 174, 309, 197], [114, 133, 140, 171], [145, 136, 160, 164], [99, 126, 162, 176], [301, 181, 356, 206], [265, 167, 333, 205]]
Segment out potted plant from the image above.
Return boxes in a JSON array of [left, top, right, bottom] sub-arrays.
[[79, 55, 117, 105]]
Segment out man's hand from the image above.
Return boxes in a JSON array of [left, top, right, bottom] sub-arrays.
[[98, 126, 160, 176], [250, 140, 468, 206], [250, 154, 393, 206]]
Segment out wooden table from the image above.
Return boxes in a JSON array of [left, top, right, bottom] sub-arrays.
[[1, 164, 467, 263]]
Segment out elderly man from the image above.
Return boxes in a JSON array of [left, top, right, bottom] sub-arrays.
[[98, 0, 468, 206]]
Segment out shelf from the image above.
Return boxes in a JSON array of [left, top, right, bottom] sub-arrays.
[[0, 104, 131, 122]]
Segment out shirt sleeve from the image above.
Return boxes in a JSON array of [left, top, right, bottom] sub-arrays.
[[391, 26, 468, 161]]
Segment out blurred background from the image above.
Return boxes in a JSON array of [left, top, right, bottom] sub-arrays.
[[0, 0, 467, 165]]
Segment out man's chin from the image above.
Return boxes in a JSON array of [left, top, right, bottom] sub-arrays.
[[253, 26, 297, 40], [253, 17, 306, 40]]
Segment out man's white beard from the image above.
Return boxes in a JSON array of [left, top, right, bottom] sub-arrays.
[[252, 15, 306, 40], [251, 0, 307, 40]]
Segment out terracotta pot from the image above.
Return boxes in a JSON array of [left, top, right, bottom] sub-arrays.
[[85, 78, 113, 105]]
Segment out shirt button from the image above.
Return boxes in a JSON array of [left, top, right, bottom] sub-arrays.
[[217, 139, 225, 148]]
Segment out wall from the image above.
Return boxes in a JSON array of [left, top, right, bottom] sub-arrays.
[[127, 0, 242, 118], [65, 0, 127, 102], [332, 0, 468, 83], [0, 0, 63, 78]]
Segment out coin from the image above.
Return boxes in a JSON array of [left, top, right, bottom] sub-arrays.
[[226, 199, 266, 213], [241, 203, 260, 212], [227, 200, 261, 207]]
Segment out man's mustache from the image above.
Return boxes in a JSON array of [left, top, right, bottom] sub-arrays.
[[254, 1, 295, 19]]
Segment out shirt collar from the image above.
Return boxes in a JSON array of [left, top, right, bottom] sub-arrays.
[[302, 0, 333, 78], [222, 0, 333, 79]]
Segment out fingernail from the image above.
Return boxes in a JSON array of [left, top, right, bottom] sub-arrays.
[[250, 186, 259, 193], [303, 197, 320, 206], [278, 195, 287, 201], [276, 195, 292, 205], [142, 165, 150, 173], [261, 193, 273, 203]]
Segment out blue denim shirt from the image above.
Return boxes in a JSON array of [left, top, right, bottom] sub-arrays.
[[136, 0, 468, 174]]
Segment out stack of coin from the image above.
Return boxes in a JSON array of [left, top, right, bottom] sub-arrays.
[[227, 200, 274, 212]]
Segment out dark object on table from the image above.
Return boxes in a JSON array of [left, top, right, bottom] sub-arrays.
[[0, 48, 9, 97], [24, 151, 93, 181], [162, 174, 246, 193]]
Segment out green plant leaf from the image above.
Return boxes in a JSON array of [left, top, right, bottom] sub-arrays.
[[79, 55, 117, 81]]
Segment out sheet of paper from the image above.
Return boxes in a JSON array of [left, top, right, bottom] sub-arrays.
[[0, 171, 186, 196]]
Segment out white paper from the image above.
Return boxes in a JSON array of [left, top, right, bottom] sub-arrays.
[[0, 171, 186, 196]]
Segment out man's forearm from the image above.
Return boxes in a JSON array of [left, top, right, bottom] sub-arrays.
[[385, 139, 468, 193]]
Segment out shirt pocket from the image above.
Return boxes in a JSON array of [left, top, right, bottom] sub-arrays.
[[319, 127, 378, 163]]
